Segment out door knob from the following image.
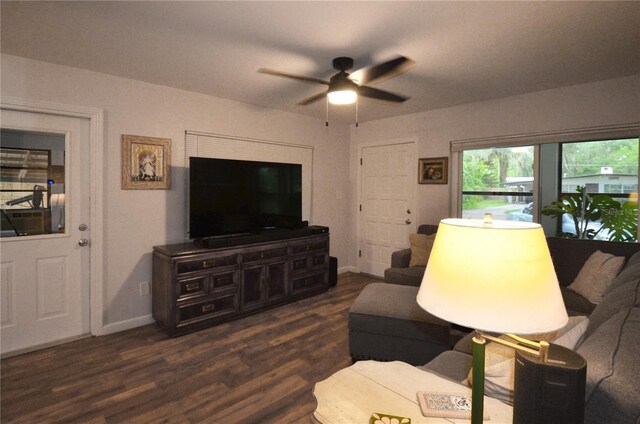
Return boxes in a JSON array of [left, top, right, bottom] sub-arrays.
[[405, 219, 411, 225], [78, 239, 89, 247], [407, 209, 411, 214]]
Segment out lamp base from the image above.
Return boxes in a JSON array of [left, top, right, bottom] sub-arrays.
[[513, 344, 586, 424]]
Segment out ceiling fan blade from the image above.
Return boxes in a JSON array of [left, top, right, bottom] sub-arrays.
[[258, 68, 330, 86], [297, 91, 328, 106], [358, 86, 409, 103], [349, 56, 415, 86]]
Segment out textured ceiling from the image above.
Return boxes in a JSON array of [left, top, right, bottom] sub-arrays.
[[2, 1, 639, 123]]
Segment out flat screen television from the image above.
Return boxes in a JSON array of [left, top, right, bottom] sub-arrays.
[[189, 157, 303, 239]]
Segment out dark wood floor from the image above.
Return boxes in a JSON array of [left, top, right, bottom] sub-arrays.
[[1, 273, 377, 424]]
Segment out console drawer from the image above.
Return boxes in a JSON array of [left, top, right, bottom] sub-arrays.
[[291, 240, 328, 254], [311, 253, 327, 266], [243, 247, 287, 263], [177, 275, 208, 300], [178, 294, 237, 323], [291, 257, 308, 271], [177, 255, 238, 274], [291, 272, 327, 293], [291, 253, 327, 273], [211, 271, 236, 290]]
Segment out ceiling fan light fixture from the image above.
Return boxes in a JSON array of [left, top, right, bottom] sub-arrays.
[[327, 89, 357, 105]]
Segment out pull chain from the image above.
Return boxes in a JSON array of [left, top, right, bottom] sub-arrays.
[[355, 96, 359, 128], [325, 97, 329, 127]]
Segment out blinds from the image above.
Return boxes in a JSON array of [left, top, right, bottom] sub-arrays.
[[450, 123, 640, 152], [184, 131, 314, 224]]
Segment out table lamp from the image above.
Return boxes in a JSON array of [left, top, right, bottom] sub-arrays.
[[416, 215, 568, 424]]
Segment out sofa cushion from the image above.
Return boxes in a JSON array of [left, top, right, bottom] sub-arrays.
[[349, 283, 449, 344], [576, 306, 640, 424], [560, 286, 596, 316], [567, 250, 625, 304], [603, 250, 640, 295], [383, 266, 425, 287], [349, 282, 452, 364], [409, 233, 436, 267], [418, 350, 473, 383], [585, 278, 640, 338]]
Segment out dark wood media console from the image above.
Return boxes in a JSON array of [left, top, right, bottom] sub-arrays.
[[152, 232, 330, 336]]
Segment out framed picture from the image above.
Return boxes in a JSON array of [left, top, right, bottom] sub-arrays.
[[419, 157, 448, 184], [121, 134, 171, 189]]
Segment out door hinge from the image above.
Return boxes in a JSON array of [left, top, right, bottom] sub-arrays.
[[358, 250, 362, 258], [360, 158, 362, 165], [359, 204, 362, 212]]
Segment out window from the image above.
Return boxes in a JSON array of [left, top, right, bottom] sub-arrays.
[[559, 138, 638, 241], [453, 131, 639, 242], [461, 146, 534, 221], [0, 129, 65, 237], [561, 138, 638, 196]]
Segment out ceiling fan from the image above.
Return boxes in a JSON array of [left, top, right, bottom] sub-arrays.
[[258, 56, 415, 110]]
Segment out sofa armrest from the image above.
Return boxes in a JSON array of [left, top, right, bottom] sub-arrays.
[[391, 248, 412, 268]]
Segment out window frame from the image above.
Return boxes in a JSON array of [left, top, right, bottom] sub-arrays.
[[450, 123, 640, 240]]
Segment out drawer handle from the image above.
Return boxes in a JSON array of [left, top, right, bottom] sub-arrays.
[[217, 276, 231, 285], [202, 304, 215, 313], [185, 282, 200, 291], [203, 260, 215, 268]]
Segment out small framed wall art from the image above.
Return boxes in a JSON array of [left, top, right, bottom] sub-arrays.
[[121, 134, 171, 189], [418, 157, 448, 184]]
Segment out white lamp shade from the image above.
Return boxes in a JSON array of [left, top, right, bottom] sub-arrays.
[[416, 218, 568, 334]]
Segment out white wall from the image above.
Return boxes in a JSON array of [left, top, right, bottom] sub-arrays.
[[349, 74, 640, 267], [1, 54, 351, 329], [3, 52, 638, 332]]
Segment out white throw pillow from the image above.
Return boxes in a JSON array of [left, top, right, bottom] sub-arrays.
[[464, 316, 589, 405], [568, 250, 625, 304]]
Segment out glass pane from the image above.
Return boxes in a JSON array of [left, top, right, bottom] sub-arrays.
[[0, 129, 65, 237], [561, 138, 639, 194], [462, 146, 534, 219], [462, 194, 534, 220], [559, 138, 638, 242]]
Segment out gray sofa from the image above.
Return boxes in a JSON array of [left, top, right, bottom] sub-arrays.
[[420, 240, 640, 424], [383, 224, 438, 286]]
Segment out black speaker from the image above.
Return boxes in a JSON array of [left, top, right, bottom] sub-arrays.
[[329, 256, 337, 287], [309, 225, 329, 234], [513, 344, 586, 424]]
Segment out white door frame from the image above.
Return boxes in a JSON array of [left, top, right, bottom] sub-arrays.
[[356, 137, 418, 273], [1, 96, 105, 336]]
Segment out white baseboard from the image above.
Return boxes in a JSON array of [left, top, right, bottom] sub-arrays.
[[101, 314, 155, 335], [338, 265, 358, 274]]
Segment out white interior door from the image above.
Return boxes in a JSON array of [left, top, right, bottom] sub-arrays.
[[1, 109, 91, 356], [358, 142, 416, 276]]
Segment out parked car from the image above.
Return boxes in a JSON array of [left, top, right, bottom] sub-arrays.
[[561, 214, 612, 241], [507, 203, 534, 222], [508, 202, 612, 240]]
